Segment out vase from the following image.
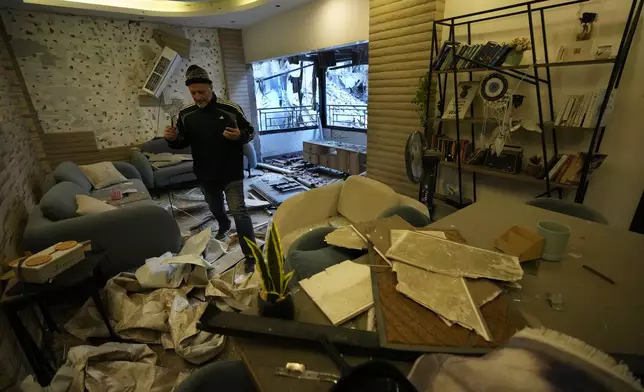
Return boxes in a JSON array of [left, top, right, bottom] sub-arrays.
[[258, 292, 295, 320], [526, 164, 543, 178], [504, 50, 524, 66]]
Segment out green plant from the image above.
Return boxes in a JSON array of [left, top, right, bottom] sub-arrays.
[[244, 224, 293, 302], [529, 155, 543, 165], [412, 71, 430, 130]]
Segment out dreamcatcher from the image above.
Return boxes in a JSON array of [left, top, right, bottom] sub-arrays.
[[479, 71, 542, 155]]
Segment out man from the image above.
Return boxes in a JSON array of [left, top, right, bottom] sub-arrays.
[[165, 64, 256, 271]]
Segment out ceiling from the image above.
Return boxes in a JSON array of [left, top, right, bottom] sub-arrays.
[[1, 0, 316, 28]]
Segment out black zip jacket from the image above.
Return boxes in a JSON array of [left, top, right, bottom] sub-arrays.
[[166, 95, 255, 182]]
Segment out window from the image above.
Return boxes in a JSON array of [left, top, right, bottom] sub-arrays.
[[325, 61, 368, 131], [252, 59, 319, 134]]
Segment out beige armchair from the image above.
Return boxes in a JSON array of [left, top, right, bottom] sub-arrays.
[[273, 176, 429, 253]]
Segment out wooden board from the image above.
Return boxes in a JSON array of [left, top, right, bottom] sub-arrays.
[[370, 224, 526, 351]]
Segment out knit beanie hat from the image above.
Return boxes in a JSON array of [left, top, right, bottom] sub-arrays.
[[185, 65, 212, 86]]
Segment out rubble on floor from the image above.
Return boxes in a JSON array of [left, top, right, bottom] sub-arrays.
[[263, 152, 345, 189]]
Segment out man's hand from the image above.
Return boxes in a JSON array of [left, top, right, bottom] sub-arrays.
[[164, 125, 178, 141], [223, 127, 241, 141]]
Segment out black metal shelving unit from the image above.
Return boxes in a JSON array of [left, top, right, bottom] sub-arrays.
[[425, 0, 644, 207]]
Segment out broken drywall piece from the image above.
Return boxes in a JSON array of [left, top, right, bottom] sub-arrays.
[[386, 231, 523, 282], [467, 279, 503, 307], [300, 260, 373, 326], [325, 226, 367, 250], [390, 229, 447, 247], [393, 262, 492, 341]]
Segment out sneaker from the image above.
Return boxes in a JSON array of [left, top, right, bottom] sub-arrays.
[[244, 257, 256, 274], [215, 223, 231, 241], [234, 257, 256, 284]]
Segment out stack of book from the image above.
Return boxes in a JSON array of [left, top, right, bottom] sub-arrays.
[[431, 136, 473, 164], [554, 90, 607, 128], [544, 153, 607, 185], [432, 41, 512, 71]]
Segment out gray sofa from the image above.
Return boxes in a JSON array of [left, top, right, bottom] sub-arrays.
[[130, 137, 258, 191], [23, 161, 182, 277]]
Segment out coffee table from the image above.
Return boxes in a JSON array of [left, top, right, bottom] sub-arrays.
[[1, 249, 116, 386]]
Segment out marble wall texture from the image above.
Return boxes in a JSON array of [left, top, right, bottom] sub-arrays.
[[1, 10, 227, 148]]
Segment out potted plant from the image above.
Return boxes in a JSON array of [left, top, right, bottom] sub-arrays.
[[504, 37, 532, 66], [526, 155, 543, 177], [244, 224, 295, 320], [412, 71, 430, 131]]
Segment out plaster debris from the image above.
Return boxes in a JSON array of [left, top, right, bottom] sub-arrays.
[[386, 230, 523, 282]]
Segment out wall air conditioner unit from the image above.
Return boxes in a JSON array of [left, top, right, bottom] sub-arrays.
[[142, 46, 181, 98]]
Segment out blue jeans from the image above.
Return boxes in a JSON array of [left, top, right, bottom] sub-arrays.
[[202, 179, 256, 257]]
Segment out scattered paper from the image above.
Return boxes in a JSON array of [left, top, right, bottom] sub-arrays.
[[179, 227, 211, 256], [387, 231, 523, 282], [20, 343, 187, 392], [300, 260, 373, 326]]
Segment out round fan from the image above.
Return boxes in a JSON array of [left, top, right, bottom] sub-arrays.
[[405, 131, 427, 184], [480, 73, 509, 102]]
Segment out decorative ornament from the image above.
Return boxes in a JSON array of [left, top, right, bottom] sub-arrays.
[[480, 73, 509, 102], [577, 12, 597, 41]]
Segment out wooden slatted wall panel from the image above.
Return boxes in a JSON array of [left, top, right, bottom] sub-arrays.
[[367, 0, 443, 197], [42, 132, 134, 168], [218, 29, 258, 128]]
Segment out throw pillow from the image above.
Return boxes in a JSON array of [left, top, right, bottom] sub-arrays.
[[79, 162, 127, 189], [40, 181, 90, 221], [75, 195, 117, 215]]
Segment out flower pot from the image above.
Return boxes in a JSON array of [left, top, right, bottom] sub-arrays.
[[258, 292, 295, 320], [504, 50, 524, 66], [526, 164, 543, 178]]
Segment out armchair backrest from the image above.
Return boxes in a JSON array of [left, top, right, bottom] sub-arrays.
[[337, 176, 400, 223], [141, 137, 191, 155]]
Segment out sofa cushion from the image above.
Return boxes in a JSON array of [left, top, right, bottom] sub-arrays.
[[40, 181, 89, 221], [53, 162, 92, 191], [80, 162, 128, 189], [337, 176, 399, 223], [76, 195, 117, 215]]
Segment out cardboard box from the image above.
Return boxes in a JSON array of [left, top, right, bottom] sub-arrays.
[[494, 226, 544, 262]]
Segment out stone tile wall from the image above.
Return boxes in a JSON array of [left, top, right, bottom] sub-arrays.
[[0, 20, 46, 392], [2, 10, 227, 148]]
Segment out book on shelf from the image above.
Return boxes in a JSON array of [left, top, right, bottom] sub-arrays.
[[431, 136, 473, 164], [548, 154, 569, 180], [555, 90, 609, 128], [432, 41, 510, 71], [545, 152, 608, 185], [442, 81, 480, 119]]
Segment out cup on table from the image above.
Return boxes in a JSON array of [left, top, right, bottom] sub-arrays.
[[537, 220, 571, 261]]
